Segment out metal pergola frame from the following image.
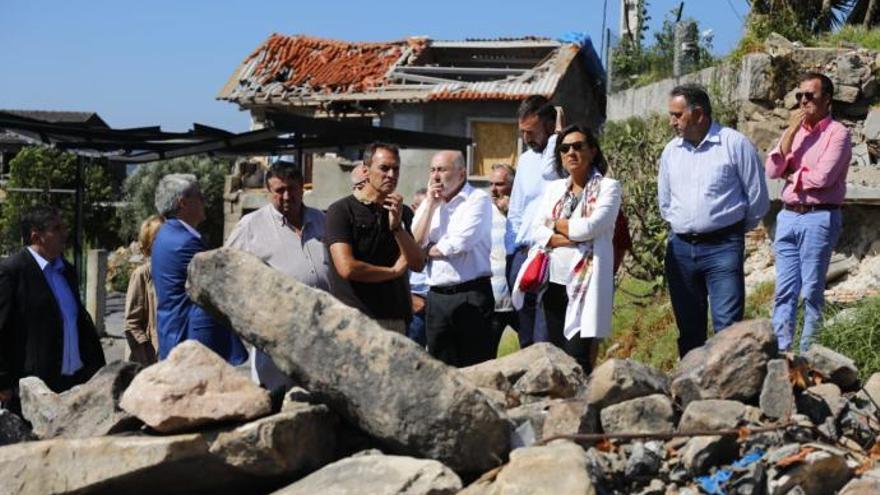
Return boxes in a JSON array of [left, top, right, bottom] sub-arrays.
[[0, 110, 471, 277]]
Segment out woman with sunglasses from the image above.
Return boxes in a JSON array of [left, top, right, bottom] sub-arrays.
[[512, 124, 621, 373]]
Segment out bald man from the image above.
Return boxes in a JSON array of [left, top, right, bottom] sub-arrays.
[[413, 151, 494, 366]]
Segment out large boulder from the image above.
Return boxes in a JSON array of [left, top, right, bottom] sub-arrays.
[[272, 452, 462, 495], [460, 343, 587, 401], [187, 248, 509, 472], [119, 340, 272, 433], [670, 319, 777, 406], [0, 410, 34, 446], [459, 440, 595, 495], [19, 361, 141, 439], [0, 433, 238, 495], [209, 404, 338, 477], [678, 399, 752, 432], [586, 359, 669, 410]]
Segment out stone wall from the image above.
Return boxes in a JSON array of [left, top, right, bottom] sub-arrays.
[[607, 34, 880, 300]]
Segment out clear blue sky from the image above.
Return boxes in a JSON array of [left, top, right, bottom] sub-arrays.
[[0, 0, 751, 132]]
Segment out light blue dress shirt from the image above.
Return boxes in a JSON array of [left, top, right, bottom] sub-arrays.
[[27, 247, 83, 376], [507, 133, 560, 253], [658, 122, 769, 234]]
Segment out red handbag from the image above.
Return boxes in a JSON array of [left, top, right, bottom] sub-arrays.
[[519, 249, 550, 294]]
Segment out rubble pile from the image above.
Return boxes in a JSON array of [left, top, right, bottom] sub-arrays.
[[0, 249, 879, 494]]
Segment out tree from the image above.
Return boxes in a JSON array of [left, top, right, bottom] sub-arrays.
[[747, 0, 856, 35], [0, 146, 115, 255], [117, 155, 232, 249]]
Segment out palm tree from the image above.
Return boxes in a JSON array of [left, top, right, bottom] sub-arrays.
[[846, 0, 880, 27], [746, 0, 856, 34]]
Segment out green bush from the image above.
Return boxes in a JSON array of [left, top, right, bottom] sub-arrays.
[[117, 155, 232, 249], [0, 146, 115, 255], [817, 25, 880, 51], [818, 296, 880, 380], [601, 114, 673, 290]]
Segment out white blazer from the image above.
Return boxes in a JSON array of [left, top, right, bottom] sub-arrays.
[[512, 176, 621, 339]]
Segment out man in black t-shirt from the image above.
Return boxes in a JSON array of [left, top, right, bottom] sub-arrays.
[[324, 143, 426, 333]]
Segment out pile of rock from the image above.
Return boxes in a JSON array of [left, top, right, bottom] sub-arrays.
[[1, 248, 880, 495]]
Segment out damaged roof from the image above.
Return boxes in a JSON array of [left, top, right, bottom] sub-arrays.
[[218, 34, 599, 107]]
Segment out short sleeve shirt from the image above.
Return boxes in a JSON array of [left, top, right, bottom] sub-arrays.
[[324, 194, 414, 320]]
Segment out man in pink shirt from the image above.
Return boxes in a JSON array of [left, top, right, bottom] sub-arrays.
[[766, 72, 851, 352]]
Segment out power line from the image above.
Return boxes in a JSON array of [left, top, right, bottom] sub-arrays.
[[725, 0, 745, 23]]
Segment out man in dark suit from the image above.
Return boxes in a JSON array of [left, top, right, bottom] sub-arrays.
[[151, 173, 247, 364], [0, 206, 105, 412]]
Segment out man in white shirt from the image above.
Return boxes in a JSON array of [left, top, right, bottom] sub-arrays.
[[506, 96, 564, 348], [413, 150, 494, 366], [488, 164, 516, 353], [225, 161, 329, 396]]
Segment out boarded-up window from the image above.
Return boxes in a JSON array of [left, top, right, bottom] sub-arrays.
[[471, 121, 518, 176]]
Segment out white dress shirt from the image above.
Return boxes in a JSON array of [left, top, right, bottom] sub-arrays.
[[414, 182, 493, 287], [507, 133, 561, 253]]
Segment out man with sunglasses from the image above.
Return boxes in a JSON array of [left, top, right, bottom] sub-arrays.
[[659, 84, 769, 358], [766, 72, 851, 352]]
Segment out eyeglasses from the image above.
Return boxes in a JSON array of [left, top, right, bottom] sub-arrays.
[[559, 141, 589, 154], [795, 92, 819, 102]]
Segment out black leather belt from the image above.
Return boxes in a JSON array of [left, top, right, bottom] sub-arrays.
[[675, 221, 745, 244], [784, 203, 840, 214], [430, 277, 490, 295]]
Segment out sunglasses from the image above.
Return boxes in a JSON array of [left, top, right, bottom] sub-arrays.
[[795, 92, 819, 102], [559, 141, 589, 154]]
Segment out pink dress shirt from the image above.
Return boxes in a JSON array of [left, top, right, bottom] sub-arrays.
[[765, 115, 851, 205]]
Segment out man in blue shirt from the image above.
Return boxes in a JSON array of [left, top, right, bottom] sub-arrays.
[[506, 95, 564, 347], [658, 84, 769, 357], [0, 206, 105, 413]]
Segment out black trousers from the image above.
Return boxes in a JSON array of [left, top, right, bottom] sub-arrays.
[[426, 278, 495, 367], [542, 282, 600, 374]]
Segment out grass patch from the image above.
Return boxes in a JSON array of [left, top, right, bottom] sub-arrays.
[[818, 295, 880, 380], [817, 26, 880, 51], [496, 326, 520, 358]]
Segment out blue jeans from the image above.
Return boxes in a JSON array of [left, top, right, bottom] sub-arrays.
[[771, 208, 842, 352], [666, 231, 745, 357], [407, 310, 427, 348], [507, 247, 548, 347]]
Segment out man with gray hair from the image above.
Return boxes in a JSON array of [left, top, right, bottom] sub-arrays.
[[152, 173, 247, 364], [413, 150, 494, 366]]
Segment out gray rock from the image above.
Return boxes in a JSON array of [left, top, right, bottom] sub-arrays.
[[625, 441, 664, 478], [671, 320, 777, 407], [852, 143, 871, 168], [760, 359, 795, 421], [209, 404, 337, 477], [840, 477, 880, 495], [783, 88, 799, 109], [459, 440, 595, 495], [764, 33, 796, 57], [187, 248, 509, 472], [587, 359, 669, 410], [857, 372, 880, 409], [863, 110, 880, 141], [19, 361, 141, 439], [506, 400, 553, 442], [600, 394, 674, 434], [834, 85, 861, 104], [680, 435, 738, 476], [796, 383, 845, 425], [0, 433, 241, 495], [0, 409, 34, 446], [862, 77, 878, 100], [678, 399, 749, 433], [739, 53, 774, 101], [792, 47, 847, 69], [281, 386, 314, 409], [273, 453, 462, 495], [541, 398, 599, 439], [773, 447, 852, 495], [461, 343, 587, 401], [834, 53, 869, 86], [119, 340, 272, 434], [743, 118, 785, 152], [802, 345, 859, 390]]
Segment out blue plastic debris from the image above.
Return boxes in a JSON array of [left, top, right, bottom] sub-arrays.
[[694, 449, 764, 495]]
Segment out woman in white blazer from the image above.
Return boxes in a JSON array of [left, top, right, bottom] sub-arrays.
[[513, 124, 621, 373]]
